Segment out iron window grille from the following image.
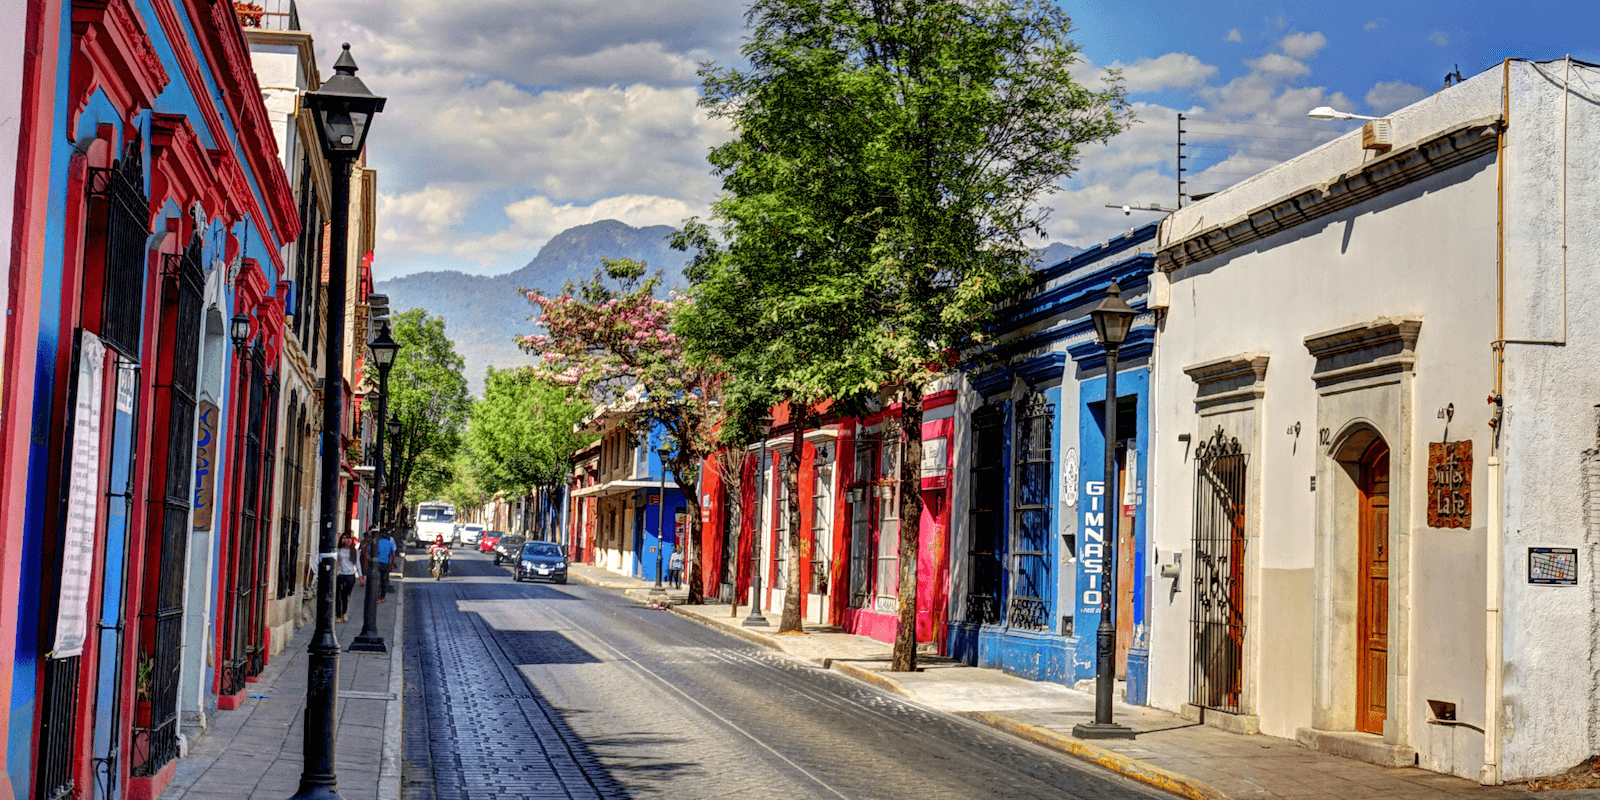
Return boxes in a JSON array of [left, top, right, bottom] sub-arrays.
[[88, 138, 150, 358], [965, 405, 1005, 625], [1008, 392, 1053, 631], [848, 439, 875, 608], [133, 237, 205, 778], [811, 454, 832, 595], [1190, 426, 1248, 715], [875, 423, 901, 613], [277, 398, 304, 598]]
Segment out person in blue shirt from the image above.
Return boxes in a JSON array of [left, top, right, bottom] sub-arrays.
[[375, 534, 396, 600]]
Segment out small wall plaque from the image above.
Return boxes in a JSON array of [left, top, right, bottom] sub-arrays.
[[1427, 440, 1472, 528], [1529, 547, 1578, 585]]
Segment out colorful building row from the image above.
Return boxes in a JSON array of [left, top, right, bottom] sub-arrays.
[[0, 1, 384, 797], [579, 57, 1600, 787]]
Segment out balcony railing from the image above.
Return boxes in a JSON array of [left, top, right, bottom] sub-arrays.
[[235, 0, 299, 31]]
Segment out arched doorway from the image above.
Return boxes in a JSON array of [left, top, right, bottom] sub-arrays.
[[1355, 438, 1390, 735]]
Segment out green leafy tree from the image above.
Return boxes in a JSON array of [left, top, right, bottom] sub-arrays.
[[679, 0, 1130, 667], [386, 308, 473, 531], [467, 366, 594, 496]]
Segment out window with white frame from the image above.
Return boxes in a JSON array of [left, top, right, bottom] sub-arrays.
[[876, 424, 901, 613], [848, 438, 874, 608], [774, 458, 789, 590], [812, 447, 833, 594]]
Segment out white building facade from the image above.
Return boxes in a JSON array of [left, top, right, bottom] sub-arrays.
[[1146, 58, 1600, 783]]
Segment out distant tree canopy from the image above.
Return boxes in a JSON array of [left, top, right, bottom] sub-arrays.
[[387, 308, 473, 519], [466, 366, 594, 496]]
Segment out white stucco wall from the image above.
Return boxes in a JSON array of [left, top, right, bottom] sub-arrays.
[[1150, 59, 1600, 783], [1496, 59, 1600, 781]]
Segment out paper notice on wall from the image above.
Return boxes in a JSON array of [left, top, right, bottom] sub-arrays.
[[53, 332, 108, 658]]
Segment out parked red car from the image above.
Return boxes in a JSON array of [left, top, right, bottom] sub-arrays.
[[478, 531, 503, 553]]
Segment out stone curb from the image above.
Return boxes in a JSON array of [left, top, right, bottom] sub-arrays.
[[956, 711, 1228, 800], [820, 658, 912, 698], [660, 601, 786, 652], [378, 578, 405, 800], [569, 569, 646, 590]]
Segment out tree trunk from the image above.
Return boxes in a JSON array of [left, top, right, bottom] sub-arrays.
[[674, 468, 704, 604], [891, 387, 924, 672], [780, 406, 809, 633]]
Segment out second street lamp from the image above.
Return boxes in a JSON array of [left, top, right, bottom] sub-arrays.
[[296, 42, 385, 800], [743, 412, 775, 627], [352, 322, 399, 652], [1074, 281, 1138, 741], [653, 442, 672, 595]]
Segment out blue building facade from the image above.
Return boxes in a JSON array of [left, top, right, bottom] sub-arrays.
[[948, 223, 1158, 697]]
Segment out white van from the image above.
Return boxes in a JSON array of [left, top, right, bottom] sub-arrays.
[[414, 502, 456, 547]]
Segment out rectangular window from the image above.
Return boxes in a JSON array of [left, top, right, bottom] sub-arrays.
[[811, 454, 832, 594], [848, 440, 874, 608], [966, 406, 1006, 624], [774, 459, 788, 590], [1009, 393, 1053, 631], [876, 427, 900, 613]]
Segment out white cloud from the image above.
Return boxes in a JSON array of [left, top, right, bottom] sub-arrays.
[[377, 186, 473, 254], [1109, 53, 1218, 93], [1245, 53, 1310, 77], [1279, 32, 1327, 60], [1365, 80, 1429, 115], [1225, 28, 1243, 43], [1428, 31, 1450, 46], [1364, 18, 1388, 32]]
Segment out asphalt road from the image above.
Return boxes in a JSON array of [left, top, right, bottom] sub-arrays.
[[401, 549, 1172, 800]]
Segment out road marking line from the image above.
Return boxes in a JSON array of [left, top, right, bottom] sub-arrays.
[[540, 603, 854, 800]]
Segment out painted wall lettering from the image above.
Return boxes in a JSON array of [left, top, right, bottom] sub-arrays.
[[193, 400, 220, 531]]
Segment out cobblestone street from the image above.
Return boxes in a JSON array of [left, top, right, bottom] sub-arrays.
[[400, 551, 1171, 800]]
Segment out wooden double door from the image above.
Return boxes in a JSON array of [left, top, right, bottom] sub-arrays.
[[1356, 440, 1390, 735]]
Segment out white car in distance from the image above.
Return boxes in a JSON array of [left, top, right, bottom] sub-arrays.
[[457, 524, 485, 546]]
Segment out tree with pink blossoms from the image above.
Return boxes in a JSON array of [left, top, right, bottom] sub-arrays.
[[520, 257, 725, 604]]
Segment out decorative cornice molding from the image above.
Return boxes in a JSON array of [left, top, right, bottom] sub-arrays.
[[1158, 118, 1500, 273], [149, 113, 224, 232], [1184, 353, 1270, 409], [1303, 317, 1422, 388], [70, 0, 171, 137]]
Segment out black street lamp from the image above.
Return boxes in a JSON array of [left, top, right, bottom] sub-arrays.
[[352, 322, 399, 652], [654, 442, 673, 591], [743, 412, 775, 627], [229, 313, 251, 350], [1074, 281, 1138, 741], [295, 42, 384, 800]]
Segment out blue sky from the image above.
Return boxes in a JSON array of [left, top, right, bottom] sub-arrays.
[[299, 0, 1600, 280]]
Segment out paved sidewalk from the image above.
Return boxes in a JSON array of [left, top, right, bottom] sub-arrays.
[[569, 562, 1599, 800], [161, 575, 405, 800]]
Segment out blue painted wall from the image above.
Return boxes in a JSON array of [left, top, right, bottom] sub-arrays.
[[1073, 364, 1151, 695]]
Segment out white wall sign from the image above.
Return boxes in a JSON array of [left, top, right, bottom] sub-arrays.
[[54, 332, 108, 658], [1062, 447, 1079, 507], [921, 436, 948, 476]]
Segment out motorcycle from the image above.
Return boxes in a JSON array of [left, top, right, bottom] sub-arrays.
[[430, 548, 450, 581]]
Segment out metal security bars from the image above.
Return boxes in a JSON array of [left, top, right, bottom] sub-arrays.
[[966, 405, 1005, 625], [1009, 393, 1053, 631], [848, 440, 874, 608], [88, 139, 150, 358], [35, 655, 80, 800], [1190, 426, 1248, 714], [132, 238, 204, 778], [277, 398, 303, 598], [249, 374, 279, 676], [222, 347, 265, 697]]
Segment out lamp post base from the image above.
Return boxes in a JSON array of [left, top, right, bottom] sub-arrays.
[[741, 609, 768, 626], [348, 636, 387, 652], [1071, 722, 1137, 740], [289, 781, 343, 800]]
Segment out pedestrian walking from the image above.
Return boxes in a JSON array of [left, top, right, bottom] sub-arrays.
[[669, 547, 683, 589], [375, 532, 396, 600], [336, 533, 361, 622]]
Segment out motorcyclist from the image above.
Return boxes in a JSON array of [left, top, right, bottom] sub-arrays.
[[428, 535, 451, 577]]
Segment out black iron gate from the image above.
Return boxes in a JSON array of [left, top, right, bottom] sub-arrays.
[[1190, 426, 1248, 714], [277, 398, 303, 598], [222, 346, 264, 697], [35, 656, 80, 800], [131, 238, 204, 777], [965, 405, 1004, 625], [1009, 394, 1052, 631], [248, 375, 279, 677]]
